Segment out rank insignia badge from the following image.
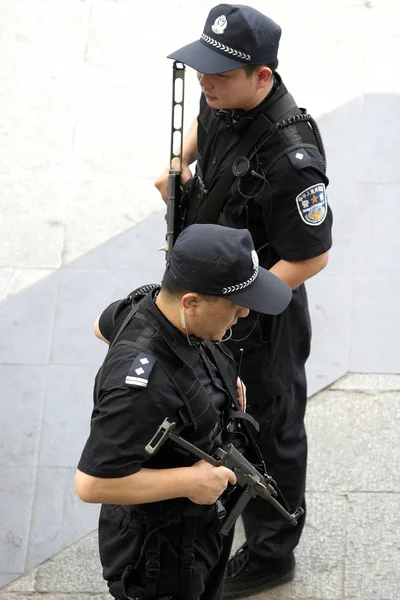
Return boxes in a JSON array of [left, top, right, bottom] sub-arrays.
[[125, 353, 156, 388], [295, 183, 328, 226]]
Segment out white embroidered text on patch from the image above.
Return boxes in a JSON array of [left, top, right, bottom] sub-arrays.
[[295, 153, 304, 160], [295, 183, 328, 226]]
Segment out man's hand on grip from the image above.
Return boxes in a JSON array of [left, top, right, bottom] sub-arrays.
[[155, 162, 193, 204], [187, 460, 236, 505]]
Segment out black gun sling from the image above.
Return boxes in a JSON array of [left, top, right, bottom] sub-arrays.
[[192, 93, 296, 225], [192, 92, 320, 226]]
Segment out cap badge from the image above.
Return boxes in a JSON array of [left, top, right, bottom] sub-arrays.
[[212, 15, 227, 35], [251, 250, 259, 271]]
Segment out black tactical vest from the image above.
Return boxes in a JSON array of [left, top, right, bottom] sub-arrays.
[[96, 288, 240, 600], [184, 77, 326, 229]]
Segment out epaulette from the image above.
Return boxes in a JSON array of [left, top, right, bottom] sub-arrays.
[[125, 352, 156, 388]]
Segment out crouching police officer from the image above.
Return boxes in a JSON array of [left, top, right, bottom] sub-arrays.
[[75, 224, 291, 600]]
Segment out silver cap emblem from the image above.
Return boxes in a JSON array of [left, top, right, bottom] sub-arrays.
[[251, 250, 259, 271], [211, 15, 227, 35]]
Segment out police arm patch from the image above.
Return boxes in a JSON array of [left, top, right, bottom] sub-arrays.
[[125, 352, 156, 388], [295, 183, 328, 226]]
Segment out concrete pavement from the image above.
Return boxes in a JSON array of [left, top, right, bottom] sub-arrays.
[[1, 372, 399, 600]]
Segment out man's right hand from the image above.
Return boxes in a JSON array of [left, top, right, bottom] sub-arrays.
[[154, 163, 193, 204], [187, 459, 237, 505]]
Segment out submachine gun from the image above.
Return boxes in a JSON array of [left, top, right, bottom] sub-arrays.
[[165, 61, 186, 261], [146, 418, 304, 536]]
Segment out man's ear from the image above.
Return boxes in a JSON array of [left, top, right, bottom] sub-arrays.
[[256, 66, 273, 89], [182, 293, 198, 309]]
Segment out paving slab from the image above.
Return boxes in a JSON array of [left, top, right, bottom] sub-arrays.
[[0, 1, 90, 84], [65, 210, 166, 272], [0, 273, 57, 364], [50, 267, 163, 367], [0, 269, 53, 302], [0, 365, 46, 468], [35, 534, 107, 594], [0, 176, 66, 269], [0, 467, 35, 574], [25, 468, 98, 570], [1, 571, 36, 593], [306, 389, 400, 493], [0, 595, 109, 600], [63, 179, 164, 264], [1, 373, 399, 598], [0, 82, 77, 175], [354, 183, 400, 278], [345, 493, 400, 600], [306, 273, 352, 396], [241, 493, 347, 600], [351, 275, 400, 373], [360, 94, 400, 184], [316, 98, 363, 185], [331, 373, 400, 391], [37, 365, 98, 468]]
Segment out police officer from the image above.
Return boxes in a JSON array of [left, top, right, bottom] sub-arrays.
[[75, 224, 291, 600], [155, 4, 333, 598]]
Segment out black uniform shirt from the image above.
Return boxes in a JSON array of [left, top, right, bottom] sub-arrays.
[[77, 292, 232, 479], [195, 73, 332, 268], [189, 74, 333, 397]]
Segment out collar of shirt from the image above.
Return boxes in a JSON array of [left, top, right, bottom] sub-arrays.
[[138, 290, 204, 349], [215, 72, 287, 131]]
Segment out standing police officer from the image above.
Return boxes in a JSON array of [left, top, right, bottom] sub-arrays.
[[75, 224, 291, 600], [155, 4, 333, 598]]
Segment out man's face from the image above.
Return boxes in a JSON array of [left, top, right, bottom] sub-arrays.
[[197, 67, 260, 111], [189, 296, 249, 341]]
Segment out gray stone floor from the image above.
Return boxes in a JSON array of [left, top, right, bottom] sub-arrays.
[[1, 373, 399, 600]]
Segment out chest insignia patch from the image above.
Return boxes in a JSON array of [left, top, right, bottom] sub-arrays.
[[295, 183, 328, 226], [212, 15, 228, 34], [125, 353, 156, 388]]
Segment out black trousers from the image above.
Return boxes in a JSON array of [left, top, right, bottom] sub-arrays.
[[241, 365, 308, 560], [100, 504, 235, 600]]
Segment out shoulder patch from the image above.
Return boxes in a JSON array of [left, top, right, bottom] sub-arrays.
[[286, 147, 324, 171], [295, 183, 328, 226], [125, 352, 156, 388]]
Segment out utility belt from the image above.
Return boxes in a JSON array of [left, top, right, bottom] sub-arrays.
[[120, 496, 228, 527]]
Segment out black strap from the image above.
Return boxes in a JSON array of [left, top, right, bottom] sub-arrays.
[[204, 341, 239, 406], [179, 516, 198, 599], [194, 113, 274, 225], [145, 521, 161, 600], [193, 93, 298, 225], [110, 302, 140, 348], [226, 409, 260, 433], [206, 341, 267, 472]]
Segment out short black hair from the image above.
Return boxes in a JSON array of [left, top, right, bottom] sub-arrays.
[[244, 61, 279, 77], [161, 269, 219, 303]]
